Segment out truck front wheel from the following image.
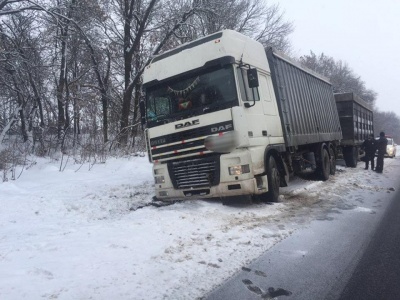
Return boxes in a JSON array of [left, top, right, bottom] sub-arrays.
[[266, 155, 280, 202]]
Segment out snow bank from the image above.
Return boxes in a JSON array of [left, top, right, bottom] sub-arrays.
[[0, 155, 398, 299]]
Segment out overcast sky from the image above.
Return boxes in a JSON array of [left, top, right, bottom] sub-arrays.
[[270, 0, 400, 116]]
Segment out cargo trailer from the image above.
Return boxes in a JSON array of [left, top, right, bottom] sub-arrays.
[[334, 92, 374, 167]]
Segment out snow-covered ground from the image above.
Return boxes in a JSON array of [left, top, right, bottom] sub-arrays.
[[0, 154, 398, 300]]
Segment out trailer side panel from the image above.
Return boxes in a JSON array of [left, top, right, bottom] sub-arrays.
[[266, 48, 342, 148]]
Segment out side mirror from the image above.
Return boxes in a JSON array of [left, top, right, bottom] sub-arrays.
[[139, 101, 146, 126], [247, 68, 259, 88]]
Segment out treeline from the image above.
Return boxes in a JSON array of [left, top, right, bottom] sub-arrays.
[[373, 111, 400, 142], [1, 0, 398, 166], [0, 0, 293, 156]]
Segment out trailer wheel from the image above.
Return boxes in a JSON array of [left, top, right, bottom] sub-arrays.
[[265, 155, 280, 202], [318, 148, 330, 181], [343, 146, 358, 168], [329, 147, 336, 175]]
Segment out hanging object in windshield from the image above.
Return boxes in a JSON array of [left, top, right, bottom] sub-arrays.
[[178, 98, 192, 110], [167, 76, 200, 97]]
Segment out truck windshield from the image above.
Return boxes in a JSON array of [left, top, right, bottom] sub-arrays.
[[145, 65, 237, 127]]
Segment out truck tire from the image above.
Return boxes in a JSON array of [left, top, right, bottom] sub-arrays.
[[329, 146, 336, 175], [343, 146, 358, 168], [280, 161, 289, 187], [266, 155, 280, 202], [317, 148, 330, 181]]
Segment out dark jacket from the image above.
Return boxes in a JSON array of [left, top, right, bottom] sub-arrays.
[[376, 136, 388, 155], [362, 138, 377, 157]]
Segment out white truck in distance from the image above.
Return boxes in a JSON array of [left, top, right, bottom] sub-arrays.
[[140, 30, 369, 202]]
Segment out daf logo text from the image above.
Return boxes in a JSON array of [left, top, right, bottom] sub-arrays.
[[211, 124, 233, 133], [175, 119, 199, 129]]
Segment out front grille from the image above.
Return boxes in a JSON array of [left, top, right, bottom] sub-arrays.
[[149, 121, 234, 163], [150, 121, 234, 147], [168, 156, 220, 189]]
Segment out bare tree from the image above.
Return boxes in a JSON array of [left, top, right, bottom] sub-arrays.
[[253, 2, 293, 52], [102, 0, 202, 146], [118, 0, 158, 146], [0, 0, 41, 16], [0, 0, 294, 155], [172, 0, 293, 52], [33, 0, 114, 145], [0, 11, 46, 147]]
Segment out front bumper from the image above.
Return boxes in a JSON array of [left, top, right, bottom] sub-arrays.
[[154, 177, 263, 200], [152, 149, 268, 201]]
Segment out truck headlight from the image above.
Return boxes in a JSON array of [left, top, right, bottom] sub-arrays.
[[229, 164, 250, 175], [155, 176, 165, 184], [154, 168, 163, 175]]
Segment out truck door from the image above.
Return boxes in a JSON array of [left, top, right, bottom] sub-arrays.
[[237, 67, 266, 140], [259, 74, 283, 141], [259, 74, 278, 116]]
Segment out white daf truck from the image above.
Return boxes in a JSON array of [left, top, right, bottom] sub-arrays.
[[140, 30, 344, 202]]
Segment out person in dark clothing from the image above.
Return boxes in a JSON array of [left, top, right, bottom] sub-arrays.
[[375, 131, 388, 173], [361, 134, 377, 170]]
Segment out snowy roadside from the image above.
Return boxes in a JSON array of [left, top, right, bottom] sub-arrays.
[[0, 154, 399, 300]]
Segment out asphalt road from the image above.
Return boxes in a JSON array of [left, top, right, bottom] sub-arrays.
[[338, 183, 400, 300], [204, 159, 400, 300]]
